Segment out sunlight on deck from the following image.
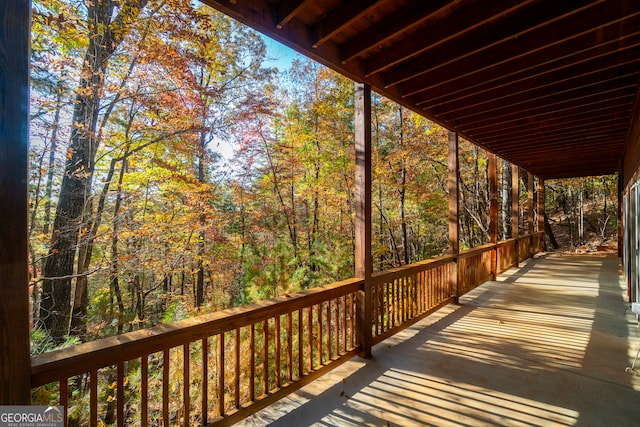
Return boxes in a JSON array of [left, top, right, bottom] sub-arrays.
[[240, 254, 640, 426]]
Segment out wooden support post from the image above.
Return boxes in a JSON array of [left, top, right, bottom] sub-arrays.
[[512, 165, 520, 265], [538, 179, 545, 253], [527, 171, 534, 257], [354, 83, 372, 358], [448, 131, 459, 301], [489, 153, 498, 279], [528, 171, 534, 235], [618, 173, 623, 259], [0, 0, 32, 404]]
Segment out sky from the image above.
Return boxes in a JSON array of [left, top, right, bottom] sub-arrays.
[[214, 34, 304, 165], [259, 34, 303, 71]]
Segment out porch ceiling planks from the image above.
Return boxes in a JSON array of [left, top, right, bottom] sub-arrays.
[[200, 0, 640, 180]]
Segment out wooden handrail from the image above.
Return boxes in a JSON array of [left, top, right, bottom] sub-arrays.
[[371, 254, 455, 285], [496, 237, 517, 246], [458, 243, 495, 260]]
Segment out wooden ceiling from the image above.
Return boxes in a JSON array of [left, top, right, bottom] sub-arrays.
[[200, 0, 640, 180]]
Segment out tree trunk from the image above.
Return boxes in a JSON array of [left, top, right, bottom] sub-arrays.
[[544, 215, 559, 249], [43, 76, 63, 236], [39, 0, 149, 342], [196, 125, 206, 308], [109, 159, 127, 334]]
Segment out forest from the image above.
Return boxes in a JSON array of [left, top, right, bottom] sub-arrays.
[[28, 0, 619, 355]]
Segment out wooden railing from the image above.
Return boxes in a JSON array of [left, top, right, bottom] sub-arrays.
[[497, 238, 517, 274], [532, 232, 544, 254], [371, 255, 455, 344], [458, 243, 494, 296], [518, 234, 532, 260], [31, 279, 362, 426], [30, 232, 544, 426]]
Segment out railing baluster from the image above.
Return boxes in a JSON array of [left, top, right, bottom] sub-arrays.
[[60, 378, 68, 425], [388, 281, 393, 329], [326, 300, 332, 361], [218, 332, 226, 417], [403, 276, 407, 321], [342, 295, 347, 354], [349, 293, 355, 349], [90, 369, 98, 427], [334, 298, 339, 358], [403, 276, 408, 321], [298, 309, 303, 379], [441, 264, 444, 301], [410, 275, 414, 317], [380, 282, 391, 332], [218, 333, 225, 416], [393, 279, 398, 327], [275, 315, 281, 389], [420, 270, 425, 312], [317, 303, 323, 365], [397, 278, 402, 323], [430, 268, 435, 307], [397, 278, 401, 325], [373, 284, 379, 336], [183, 344, 190, 427], [202, 338, 208, 425], [141, 357, 148, 427], [263, 320, 268, 395], [307, 306, 313, 372], [163, 349, 169, 427], [398, 277, 406, 326], [415, 272, 420, 314], [287, 312, 293, 382], [117, 361, 124, 427], [235, 328, 240, 409], [249, 324, 255, 402]]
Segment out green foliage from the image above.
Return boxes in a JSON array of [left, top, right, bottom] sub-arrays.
[[30, 328, 80, 355]]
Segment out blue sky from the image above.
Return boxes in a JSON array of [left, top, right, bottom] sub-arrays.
[[259, 34, 303, 71]]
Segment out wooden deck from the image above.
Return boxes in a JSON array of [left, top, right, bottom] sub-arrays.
[[239, 254, 640, 426]]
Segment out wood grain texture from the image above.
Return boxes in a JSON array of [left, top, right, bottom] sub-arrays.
[[512, 165, 520, 264], [489, 154, 498, 278], [354, 82, 372, 357], [447, 131, 459, 300], [0, 0, 31, 405]]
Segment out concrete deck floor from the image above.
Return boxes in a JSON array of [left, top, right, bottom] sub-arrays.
[[239, 254, 640, 426]]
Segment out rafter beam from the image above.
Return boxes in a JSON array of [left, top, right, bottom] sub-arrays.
[[310, 0, 383, 48], [437, 54, 640, 119], [408, 15, 640, 103], [339, 0, 454, 63], [402, 4, 640, 100], [365, 0, 536, 77], [274, 0, 311, 29], [377, 0, 598, 82]]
